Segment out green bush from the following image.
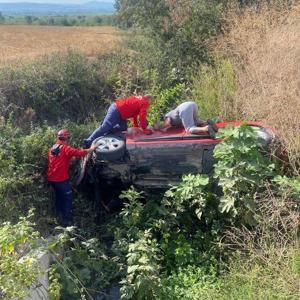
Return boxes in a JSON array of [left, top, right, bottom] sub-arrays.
[[0, 51, 109, 125], [0, 212, 43, 300], [0, 117, 96, 228], [50, 227, 120, 300], [147, 83, 188, 125], [191, 59, 237, 120], [161, 264, 218, 300], [116, 0, 224, 71], [214, 124, 275, 223]]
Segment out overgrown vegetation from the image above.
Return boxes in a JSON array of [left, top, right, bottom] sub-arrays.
[[0, 0, 299, 299]]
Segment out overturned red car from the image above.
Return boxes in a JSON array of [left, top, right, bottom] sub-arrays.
[[78, 121, 278, 192]]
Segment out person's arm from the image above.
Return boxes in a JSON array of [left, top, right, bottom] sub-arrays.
[[64, 145, 96, 157], [132, 116, 138, 127], [138, 101, 149, 131]]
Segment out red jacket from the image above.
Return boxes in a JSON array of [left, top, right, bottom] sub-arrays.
[[47, 140, 88, 182], [116, 96, 150, 130]]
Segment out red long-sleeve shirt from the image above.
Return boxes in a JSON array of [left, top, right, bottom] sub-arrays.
[[115, 96, 150, 130], [47, 140, 88, 182]]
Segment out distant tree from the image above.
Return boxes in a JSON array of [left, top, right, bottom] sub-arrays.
[[0, 12, 5, 24], [94, 16, 103, 25], [115, 0, 224, 68], [61, 16, 70, 26], [69, 18, 77, 26], [47, 17, 55, 25], [115, 0, 169, 29], [38, 18, 47, 26], [25, 15, 33, 25]]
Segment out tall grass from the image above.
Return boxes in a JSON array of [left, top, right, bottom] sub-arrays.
[[216, 2, 300, 174]]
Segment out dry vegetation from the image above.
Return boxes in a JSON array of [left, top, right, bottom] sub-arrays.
[[218, 3, 300, 174], [0, 25, 124, 64]]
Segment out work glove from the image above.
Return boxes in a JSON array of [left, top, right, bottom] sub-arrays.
[[143, 129, 153, 135]]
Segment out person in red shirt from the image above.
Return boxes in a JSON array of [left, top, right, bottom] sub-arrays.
[[84, 95, 154, 148], [48, 129, 96, 226]]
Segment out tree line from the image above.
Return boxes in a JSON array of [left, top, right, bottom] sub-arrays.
[[0, 12, 115, 26]]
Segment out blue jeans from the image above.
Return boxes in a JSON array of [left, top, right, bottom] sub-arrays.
[[85, 103, 127, 147], [49, 180, 73, 226]]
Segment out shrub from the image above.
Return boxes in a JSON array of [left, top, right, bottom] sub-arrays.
[[50, 227, 120, 300], [161, 264, 218, 300], [147, 83, 188, 125], [0, 212, 43, 300], [0, 51, 109, 125], [191, 59, 237, 120], [214, 124, 275, 223], [120, 230, 162, 300]]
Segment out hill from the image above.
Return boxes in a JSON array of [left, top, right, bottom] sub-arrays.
[[0, 1, 115, 15]]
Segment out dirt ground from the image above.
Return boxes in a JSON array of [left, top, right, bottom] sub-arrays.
[[0, 25, 124, 64]]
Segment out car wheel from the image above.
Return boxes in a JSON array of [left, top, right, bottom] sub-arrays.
[[92, 135, 125, 161]]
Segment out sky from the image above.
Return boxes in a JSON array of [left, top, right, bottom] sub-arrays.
[[0, 0, 115, 3]]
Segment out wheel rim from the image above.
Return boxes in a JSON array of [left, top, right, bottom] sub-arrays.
[[95, 137, 123, 152]]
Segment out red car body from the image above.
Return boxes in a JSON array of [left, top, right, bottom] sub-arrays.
[[83, 121, 277, 190]]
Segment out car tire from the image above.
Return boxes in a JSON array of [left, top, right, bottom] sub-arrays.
[[92, 135, 125, 161]]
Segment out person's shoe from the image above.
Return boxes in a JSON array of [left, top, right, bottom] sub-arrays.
[[208, 125, 216, 139], [207, 119, 218, 132]]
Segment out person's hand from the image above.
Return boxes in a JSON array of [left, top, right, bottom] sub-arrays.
[[87, 145, 97, 152], [143, 129, 153, 135], [91, 145, 97, 151]]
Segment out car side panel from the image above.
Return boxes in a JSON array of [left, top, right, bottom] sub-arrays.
[[129, 142, 207, 188]]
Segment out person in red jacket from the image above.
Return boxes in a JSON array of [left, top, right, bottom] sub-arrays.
[[84, 95, 154, 148], [47, 129, 96, 226]]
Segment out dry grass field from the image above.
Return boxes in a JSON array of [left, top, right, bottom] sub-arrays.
[[0, 25, 124, 64], [217, 4, 300, 173]]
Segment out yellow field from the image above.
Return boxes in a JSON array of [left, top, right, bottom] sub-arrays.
[[0, 25, 123, 64]]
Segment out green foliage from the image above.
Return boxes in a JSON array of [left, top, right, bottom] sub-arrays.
[[120, 230, 162, 300], [273, 175, 300, 196], [50, 226, 120, 300], [192, 59, 237, 120], [119, 188, 145, 233], [0, 118, 54, 225], [116, 0, 225, 71], [214, 125, 275, 222], [1, 14, 116, 26], [164, 174, 210, 221], [116, 177, 222, 296], [0, 211, 43, 300], [147, 83, 187, 125], [202, 248, 300, 300], [0, 51, 109, 125], [0, 117, 95, 228], [48, 265, 62, 300], [0, 12, 5, 23], [161, 264, 218, 300]]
